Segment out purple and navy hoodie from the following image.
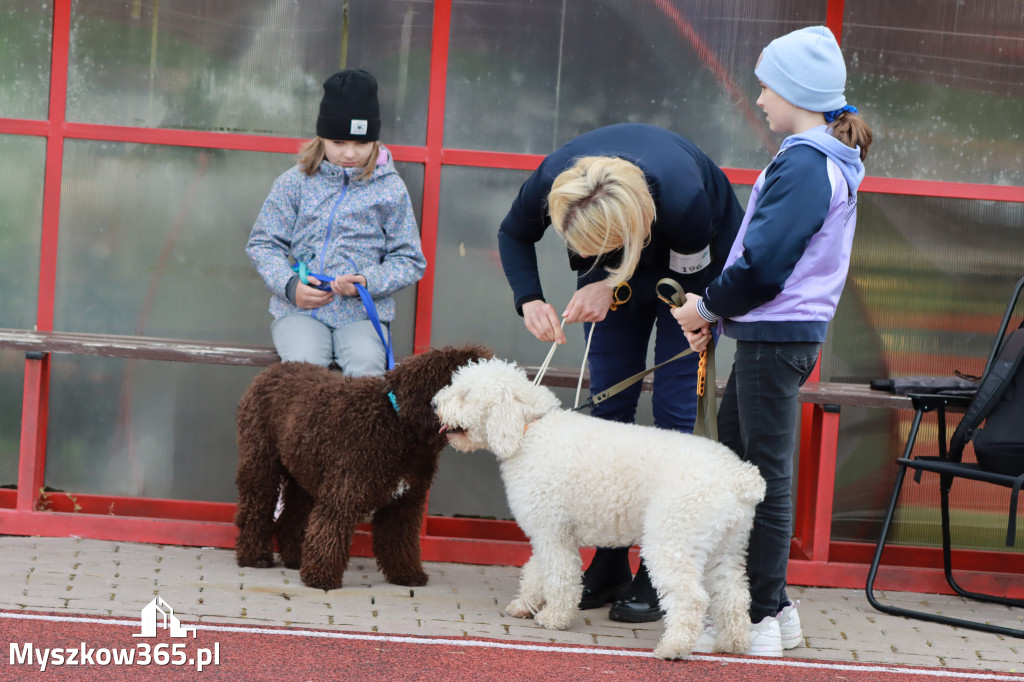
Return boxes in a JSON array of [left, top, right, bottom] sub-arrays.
[[697, 126, 865, 342], [246, 147, 426, 329]]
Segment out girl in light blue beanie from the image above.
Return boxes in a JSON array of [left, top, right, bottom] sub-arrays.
[[672, 25, 873, 657], [754, 25, 872, 160]]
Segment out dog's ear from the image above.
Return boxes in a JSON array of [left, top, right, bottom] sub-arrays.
[[484, 385, 529, 460]]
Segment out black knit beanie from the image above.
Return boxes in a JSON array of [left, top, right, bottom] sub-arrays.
[[316, 69, 381, 142]]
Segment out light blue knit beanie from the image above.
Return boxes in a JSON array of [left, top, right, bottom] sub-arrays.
[[755, 26, 847, 112]]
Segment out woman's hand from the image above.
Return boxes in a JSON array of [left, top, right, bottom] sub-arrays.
[[562, 282, 614, 325], [522, 300, 566, 344], [295, 279, 334, 308], [331, 274, 368, 297]]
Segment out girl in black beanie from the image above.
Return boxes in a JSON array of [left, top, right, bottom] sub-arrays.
[[247, 69, 426, 375]]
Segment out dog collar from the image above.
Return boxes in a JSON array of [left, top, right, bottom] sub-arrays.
[[386, 390, 399, 413]]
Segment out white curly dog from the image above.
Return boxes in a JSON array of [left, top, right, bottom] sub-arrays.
[[432, 358, 767, 660]]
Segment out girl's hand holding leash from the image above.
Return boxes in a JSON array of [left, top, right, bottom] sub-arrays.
[[330, 273, 368, 297], [296, 279, 334, 309], [671, 293, 712, 352]]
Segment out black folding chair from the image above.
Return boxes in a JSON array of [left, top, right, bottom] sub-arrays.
[[865, 276, 1024, 638]]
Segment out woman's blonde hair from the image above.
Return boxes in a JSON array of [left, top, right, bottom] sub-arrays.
[[297, 137, 380, 180], [547, 156, 655, 287]]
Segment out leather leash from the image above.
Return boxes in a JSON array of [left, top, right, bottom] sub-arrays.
[[656, 278, 717, 440], [536, 279, 718, 440]]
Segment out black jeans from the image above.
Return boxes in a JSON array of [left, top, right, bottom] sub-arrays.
[[719, 339, 820, 622]]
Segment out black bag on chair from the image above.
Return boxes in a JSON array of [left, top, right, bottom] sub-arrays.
[[951, 324, 1024, 477]]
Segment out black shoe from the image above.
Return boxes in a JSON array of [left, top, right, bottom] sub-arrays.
[[608, 594, 664, 622], [578, 547, 632, 610], [579, 579, 631, 610], [608, 559, 663, 622]]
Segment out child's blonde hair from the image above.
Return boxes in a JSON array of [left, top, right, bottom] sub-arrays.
[[547, 156, 655, 287], [298, 138, 380, 180]]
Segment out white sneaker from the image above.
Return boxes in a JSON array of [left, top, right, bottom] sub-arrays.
[[691, 615, 783, 657], [747, 616, 783, 657], [692, 617, 716, 653], [777, 601, 803, 649]]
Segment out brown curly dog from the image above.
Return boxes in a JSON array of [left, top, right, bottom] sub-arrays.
[[234, 345, 492, 591]]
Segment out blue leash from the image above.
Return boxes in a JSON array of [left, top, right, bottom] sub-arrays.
[[291, 261, 395, 371]]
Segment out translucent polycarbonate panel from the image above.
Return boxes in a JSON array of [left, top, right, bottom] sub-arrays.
[[430, 165, 590, 365], [55, 141, 292, 342], [391, 161, 424, 360], [54, 140, 424, 358], [832, 404, 1024, 551], [445, 0, 824, 165], [823, 193, 1024, 547], [0, 2, 53, 120], [0, 349, 23, 488], [44, 354, 259, 501], [826, 194, 1024, 384], [67, 0, 432, 144], [0, 135, 45, 330], [843, 0, 1024, 185]]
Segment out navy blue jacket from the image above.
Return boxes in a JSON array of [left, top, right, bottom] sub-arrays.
[[498, 124, 743, 313]]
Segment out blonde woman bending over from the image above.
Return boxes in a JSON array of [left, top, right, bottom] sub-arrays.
[[497, 123, 743, 624]]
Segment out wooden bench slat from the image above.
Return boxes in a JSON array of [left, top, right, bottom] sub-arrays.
[[0, 328, 953, 411], [0, 329, 279, 367]]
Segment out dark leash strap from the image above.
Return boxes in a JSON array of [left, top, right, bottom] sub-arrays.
[[572, 346, 696, 410], [572, 278, 718, 441], [656, 277, 717, 440]]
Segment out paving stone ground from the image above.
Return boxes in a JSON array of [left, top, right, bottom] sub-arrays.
[[0, 536, 1020, 673]]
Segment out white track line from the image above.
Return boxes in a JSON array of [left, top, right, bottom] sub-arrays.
[[2, 611, 1020, 680]]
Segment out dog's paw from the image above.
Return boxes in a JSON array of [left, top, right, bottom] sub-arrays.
[[533, 607, 574, 630], [505, 599, 538, 619], [653, 639, 691, 660], [388, 571, 428, 587], [299, 568, 342, 592], [236, 553, 275, 569], [281, 556, 302, 570]]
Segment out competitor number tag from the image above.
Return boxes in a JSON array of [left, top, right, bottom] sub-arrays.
[[669, 245, 711, 274], [350, 119, 368, 135]]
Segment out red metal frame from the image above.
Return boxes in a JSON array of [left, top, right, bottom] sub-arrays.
[[2, 0, 1023, 596]]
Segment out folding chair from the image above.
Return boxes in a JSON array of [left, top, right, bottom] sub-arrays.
[[865, 276, 1024, 638]]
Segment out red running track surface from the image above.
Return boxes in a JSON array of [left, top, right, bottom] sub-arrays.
[[2, 610, 1022, 681]]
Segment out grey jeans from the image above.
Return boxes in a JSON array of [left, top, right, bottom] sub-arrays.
[[271, 314, 389, 377], [718, 339, 821, 622]]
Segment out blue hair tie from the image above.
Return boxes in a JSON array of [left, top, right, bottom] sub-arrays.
[[825, 104, 858, 123]]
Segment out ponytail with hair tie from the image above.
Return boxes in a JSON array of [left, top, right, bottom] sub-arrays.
[[825, 104, 858, 123]]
